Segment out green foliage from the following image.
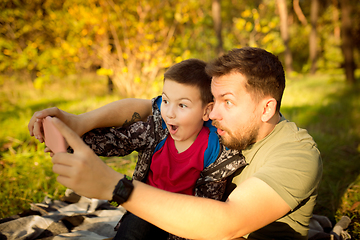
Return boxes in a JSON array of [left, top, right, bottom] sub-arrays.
[[0, 74, 136, 218], [1, 0, 358, 95]]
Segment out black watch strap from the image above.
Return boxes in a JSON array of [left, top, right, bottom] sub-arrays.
[[109, 175, 134, 207]]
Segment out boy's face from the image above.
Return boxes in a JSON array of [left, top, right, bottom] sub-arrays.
[[161, 79, 211, 145]]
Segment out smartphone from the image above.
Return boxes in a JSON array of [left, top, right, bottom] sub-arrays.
[[43, 116, 67, 153]]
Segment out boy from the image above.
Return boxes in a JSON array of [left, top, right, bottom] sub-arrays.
[[31, 59, 246, 240]]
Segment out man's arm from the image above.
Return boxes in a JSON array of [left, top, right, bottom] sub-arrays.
[[28, 98, 152, 143], [125, 177, 290, 240], [51, 117, 291, 240]]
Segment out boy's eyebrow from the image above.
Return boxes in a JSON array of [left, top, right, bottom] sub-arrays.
[[162, 92, 193, 103]]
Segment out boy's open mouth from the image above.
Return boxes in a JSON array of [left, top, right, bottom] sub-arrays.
[[168, 124, 178, 134]]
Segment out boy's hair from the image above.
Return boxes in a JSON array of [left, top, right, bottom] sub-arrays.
[[164, 59, 213, 106], [205, 47, 285, 112]]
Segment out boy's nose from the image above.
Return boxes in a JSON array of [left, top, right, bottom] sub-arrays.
[[166, 105, 176, 119]]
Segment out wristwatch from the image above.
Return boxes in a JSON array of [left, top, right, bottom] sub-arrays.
[[109, 175, 134, 207]]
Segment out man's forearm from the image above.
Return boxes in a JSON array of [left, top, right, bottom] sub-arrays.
[[121, 181, 244, 240], [117, 177, 289, 240], [77, 98, 152, 136]]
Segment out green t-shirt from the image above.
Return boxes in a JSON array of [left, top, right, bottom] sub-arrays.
[[233, 116, 322, 239]]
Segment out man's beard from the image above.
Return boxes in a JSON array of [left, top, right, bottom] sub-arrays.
[[212, 120, 258, 151]]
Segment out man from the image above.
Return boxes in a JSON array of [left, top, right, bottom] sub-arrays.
[[30, 47, 322, 239]]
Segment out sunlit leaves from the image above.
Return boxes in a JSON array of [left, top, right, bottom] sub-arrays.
[[1, 0, 358, 89]]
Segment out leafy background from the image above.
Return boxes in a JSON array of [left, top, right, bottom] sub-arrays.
[[1, 0, 360, 237]]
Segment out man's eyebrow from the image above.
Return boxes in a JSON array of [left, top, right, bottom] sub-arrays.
[[220, 92, 234, 98]]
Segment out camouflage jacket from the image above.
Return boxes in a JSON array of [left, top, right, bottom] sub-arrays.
[[82, 96, 247, 202]]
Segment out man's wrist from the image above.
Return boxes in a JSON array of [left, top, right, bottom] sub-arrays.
[[109, 175, 134, 207]]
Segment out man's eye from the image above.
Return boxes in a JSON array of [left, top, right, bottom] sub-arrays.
[[226, 100, 232, 105]]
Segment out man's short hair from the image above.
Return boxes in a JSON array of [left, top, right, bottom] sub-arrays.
[[205, 47, 286, 112], [164, 59, 213, 106]]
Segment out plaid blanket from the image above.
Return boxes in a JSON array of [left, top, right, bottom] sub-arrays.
[[0, 189, 125, 240], [0, 189, 352, 240]]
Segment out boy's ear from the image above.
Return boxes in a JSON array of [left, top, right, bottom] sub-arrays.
[[203, 102, 214, 121], [261, 98, 277, 122]]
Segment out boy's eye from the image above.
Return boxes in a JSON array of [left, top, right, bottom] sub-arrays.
[[163, 99, 169, 104], [179, 103, 187, 108]]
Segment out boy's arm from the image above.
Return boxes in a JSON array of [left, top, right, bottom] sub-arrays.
[[78, 98, 152, 131], [82, 97, 164, 157], [28, 98, 152, 143], [82, 119, 156, 157]]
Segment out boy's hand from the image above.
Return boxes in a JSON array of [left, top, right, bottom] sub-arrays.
[[28, 107, 81, 143], [44, 146, 55, 157], [50, 117, 121, 200]]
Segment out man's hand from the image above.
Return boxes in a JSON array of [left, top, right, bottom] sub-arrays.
[[50, 117, 122, 200]]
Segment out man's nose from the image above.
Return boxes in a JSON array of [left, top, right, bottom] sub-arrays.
[[209, 103, 220, 120]]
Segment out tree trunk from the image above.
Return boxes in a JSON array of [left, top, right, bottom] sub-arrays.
[[212, 0, 224, 56], [293, 0, 307, 26], [100, 31, 114, 94], [340, 0, 356, 84], [276, 0, 293, 73], [332, 0, 340, 41], [309, 0, 319, 74]]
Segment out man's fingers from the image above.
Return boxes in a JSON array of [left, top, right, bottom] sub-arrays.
[[52, 156, 73, 171], [51, 117, 87, 152]]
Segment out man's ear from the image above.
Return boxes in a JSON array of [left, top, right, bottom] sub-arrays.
[[261, 98, 277, 122], [203, 102, 214, 121]]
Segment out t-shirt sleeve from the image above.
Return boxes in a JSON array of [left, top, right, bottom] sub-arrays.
[[252, 141, 322, 210]]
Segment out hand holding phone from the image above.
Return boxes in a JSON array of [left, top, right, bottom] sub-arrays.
[[43, 116, 67, 153]]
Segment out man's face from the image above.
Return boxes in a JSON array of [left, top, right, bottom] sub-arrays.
[[209, 72, 262, 151]]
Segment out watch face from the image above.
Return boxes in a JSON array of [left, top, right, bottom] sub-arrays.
[[116, 181, 127, 196], [111, 176, 134, 206]]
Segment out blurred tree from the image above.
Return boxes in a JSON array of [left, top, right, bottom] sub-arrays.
[[276, 0, 293, 73], [340, 0, 356, 84], [212, 0, 224, 56], [0, 0, 358, 89], [0, 0, 68, 82], [309, 0, 319, 74], [93, 0, 178, 98], [293, 0, 307, 26], [332, 0, 340, 41]]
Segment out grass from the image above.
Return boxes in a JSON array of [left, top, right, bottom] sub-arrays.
[[281, 73, 360, 238], [0, 73, 137, 218], [1, 72, 360, 237]]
